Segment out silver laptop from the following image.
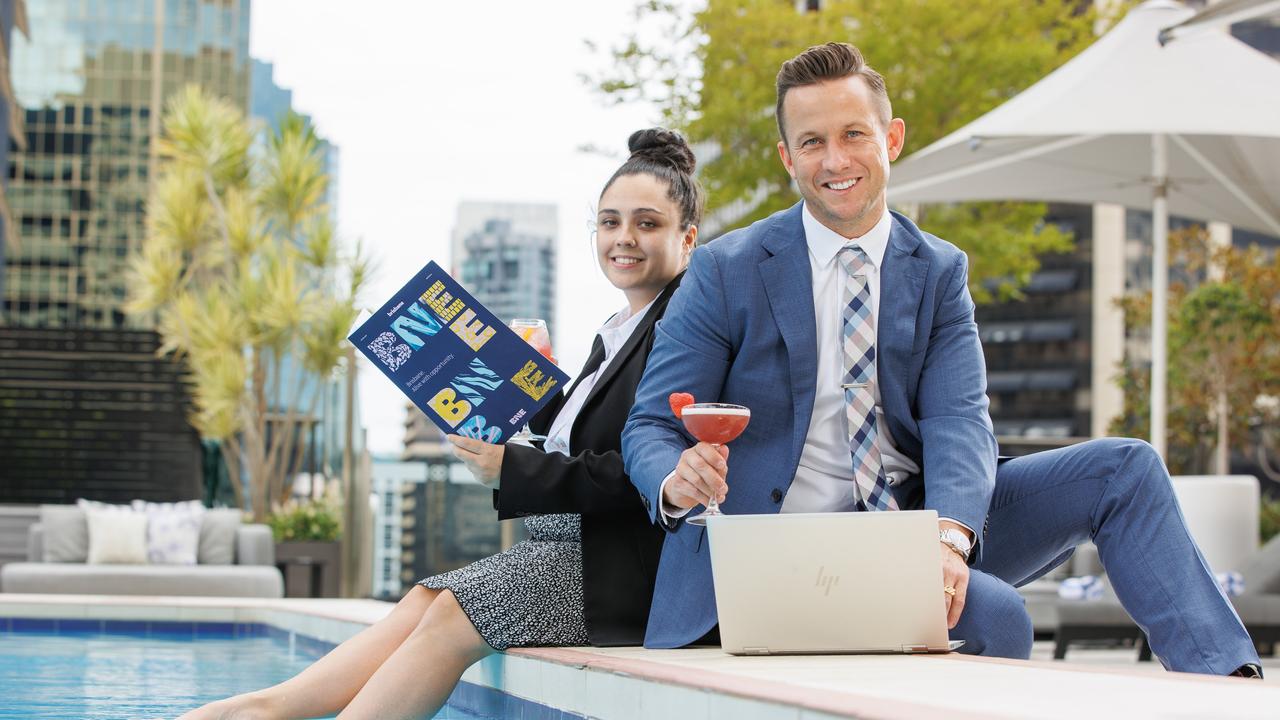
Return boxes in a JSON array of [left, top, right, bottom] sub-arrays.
[[706, 510, 964, 655]]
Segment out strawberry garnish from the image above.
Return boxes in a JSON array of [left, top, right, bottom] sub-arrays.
[[668, 392, 695, 419]]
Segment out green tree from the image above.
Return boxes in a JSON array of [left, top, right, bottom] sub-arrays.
[[1110, 228, 1280, 475], [588, 0, 1120, 300], [126, 86, 370, 521]]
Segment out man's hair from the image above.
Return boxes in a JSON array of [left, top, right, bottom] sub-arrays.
[[775, 42, 892, 142]]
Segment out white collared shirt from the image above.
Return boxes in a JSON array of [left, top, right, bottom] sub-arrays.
[[543, 296, 657, 457]]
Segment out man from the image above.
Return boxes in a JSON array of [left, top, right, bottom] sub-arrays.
[[621, 42, 1261, 677]]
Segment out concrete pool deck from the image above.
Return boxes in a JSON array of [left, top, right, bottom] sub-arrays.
[[2, 593, 1276, 719]]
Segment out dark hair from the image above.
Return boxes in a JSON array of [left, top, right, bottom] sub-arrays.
[[600, 128, 705, 230], [775, 42, 892, 142]]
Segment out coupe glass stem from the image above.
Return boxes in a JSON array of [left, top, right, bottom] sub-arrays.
[[686, 442, 724, 526]]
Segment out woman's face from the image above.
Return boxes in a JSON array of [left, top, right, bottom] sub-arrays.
[[596, 173, 695, 299]]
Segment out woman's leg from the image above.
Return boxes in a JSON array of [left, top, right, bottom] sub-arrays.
[[337, 590, 493, 720], [178, 585, 441, 720]]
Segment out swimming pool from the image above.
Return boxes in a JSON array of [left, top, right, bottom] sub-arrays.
[[0, 619, 491, 719]]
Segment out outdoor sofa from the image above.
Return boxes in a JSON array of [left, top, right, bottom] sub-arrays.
[[1055, 533, 1280, 661], [0, 504, 283, 598]]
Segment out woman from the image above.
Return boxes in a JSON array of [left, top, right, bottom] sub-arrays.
[[181, 127, 705, 720]]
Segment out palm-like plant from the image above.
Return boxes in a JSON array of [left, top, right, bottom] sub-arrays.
[[127, 86, 369, 521]]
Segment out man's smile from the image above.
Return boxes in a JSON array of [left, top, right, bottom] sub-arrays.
[[823, 177, 860, 191]]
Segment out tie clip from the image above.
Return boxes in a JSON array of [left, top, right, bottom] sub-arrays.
[[841, 382, 869, 389]]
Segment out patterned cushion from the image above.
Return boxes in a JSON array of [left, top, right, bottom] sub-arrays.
[[84, 509, 149, 564], [132, 500, 205, 565]]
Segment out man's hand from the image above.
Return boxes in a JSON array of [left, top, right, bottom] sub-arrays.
[[447, 434, 504, 489], [662, 442, 729, 510], [939, 520, 973, 628]]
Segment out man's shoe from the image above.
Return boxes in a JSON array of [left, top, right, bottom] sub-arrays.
[[1230, 663, 1263, 679]]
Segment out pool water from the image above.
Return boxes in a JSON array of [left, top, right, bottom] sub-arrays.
[[0, 630, 488, 720]]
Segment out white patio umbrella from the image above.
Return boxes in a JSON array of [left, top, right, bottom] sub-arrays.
[[888, 0, 1280, 459], [1159, 0, 1280, 44]]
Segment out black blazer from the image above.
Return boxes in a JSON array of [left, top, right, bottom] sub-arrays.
[[494, 274, 682, 646]]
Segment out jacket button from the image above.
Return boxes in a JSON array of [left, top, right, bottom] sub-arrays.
[[770, 488, 783, 503]]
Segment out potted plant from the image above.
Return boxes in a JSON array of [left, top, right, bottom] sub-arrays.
[[268, 496, 342, 598]]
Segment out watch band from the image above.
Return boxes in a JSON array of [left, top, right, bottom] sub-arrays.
[[939, 529, 972, 562]]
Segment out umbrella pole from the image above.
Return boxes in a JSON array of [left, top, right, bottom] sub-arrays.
[[1151, 133, 1169, 460]]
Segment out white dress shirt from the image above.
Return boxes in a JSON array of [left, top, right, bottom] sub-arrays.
[[543, 296, 657, 457], [782, 204, 919, 512]]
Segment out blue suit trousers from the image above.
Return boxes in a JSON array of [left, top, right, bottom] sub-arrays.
[[950, 438, 1259, 674]]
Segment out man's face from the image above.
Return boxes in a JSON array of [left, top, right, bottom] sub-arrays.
[[777, 75, 906, 239]]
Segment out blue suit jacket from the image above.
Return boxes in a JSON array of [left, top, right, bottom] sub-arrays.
[[621, 203, 998, 648]]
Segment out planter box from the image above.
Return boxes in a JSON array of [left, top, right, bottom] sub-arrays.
[[274, 540, 341, 598]]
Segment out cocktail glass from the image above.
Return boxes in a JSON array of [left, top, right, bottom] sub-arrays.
[[510, 318, 554, 361], [508, 318, 553, 444], [681, 403, 751, 526]]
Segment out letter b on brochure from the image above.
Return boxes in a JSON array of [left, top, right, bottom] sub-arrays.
[[349, 261, 569, 444]]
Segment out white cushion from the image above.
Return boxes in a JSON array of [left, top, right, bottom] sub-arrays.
[[76, 498, 133, 513], [199, 509, 244, 565], [132, 500, 205, 565], [39, 505, 89, 563], [85, 509, 149, 565]]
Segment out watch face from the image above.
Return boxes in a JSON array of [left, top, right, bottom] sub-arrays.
[[942, 529, 972, 551]]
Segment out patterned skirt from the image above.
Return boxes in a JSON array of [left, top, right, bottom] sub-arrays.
[[418, 513, 588, 651]]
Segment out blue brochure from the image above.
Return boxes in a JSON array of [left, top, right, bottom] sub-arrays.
[[348, 261, 569, 444]]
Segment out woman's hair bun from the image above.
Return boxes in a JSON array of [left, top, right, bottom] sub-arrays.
[[627, 128, 697, 175]]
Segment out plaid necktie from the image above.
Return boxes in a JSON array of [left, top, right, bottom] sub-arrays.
[[838, 245, 898, 511]]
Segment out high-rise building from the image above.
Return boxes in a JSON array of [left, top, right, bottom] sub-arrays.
[[4, 0, 251, 329], [0, 1, 28, 299], [247, 56, 356, 486], [369, 455, 503, 599], [371, 458, 425, 600], [451, 201, 556, 334], [976, 204, 1100, 448], [250, 58, 339, 218], [0, 1, 249, 504]]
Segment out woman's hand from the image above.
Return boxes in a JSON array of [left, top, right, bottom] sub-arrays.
[[447, 434, 505, 489]]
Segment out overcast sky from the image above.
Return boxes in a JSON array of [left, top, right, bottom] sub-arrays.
[[250, 1, 665, 456]]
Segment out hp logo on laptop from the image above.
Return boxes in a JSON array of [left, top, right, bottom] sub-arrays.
[[814, 566, 840, 597]]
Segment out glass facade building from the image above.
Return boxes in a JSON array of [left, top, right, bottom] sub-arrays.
[[451, 201, 557, 335], [247, 56, 355, 482], [0, 1, 29, 299], [3, 0, 251, 329]]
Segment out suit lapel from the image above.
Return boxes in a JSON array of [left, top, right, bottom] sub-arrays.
[[563, 335, 606, 400], [879, 213, 929, 437], [759, 205, 818, 462], [578, 274, 682, 415]]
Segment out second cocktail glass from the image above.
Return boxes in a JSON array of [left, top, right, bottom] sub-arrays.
[[681, 402, 751, 526], [508, 318, 554, 444]]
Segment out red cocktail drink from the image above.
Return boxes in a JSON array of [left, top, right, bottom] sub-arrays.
[[681, 404, 750, 445], [510, 318, 554, 361], [679, 403, 750, 526]]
